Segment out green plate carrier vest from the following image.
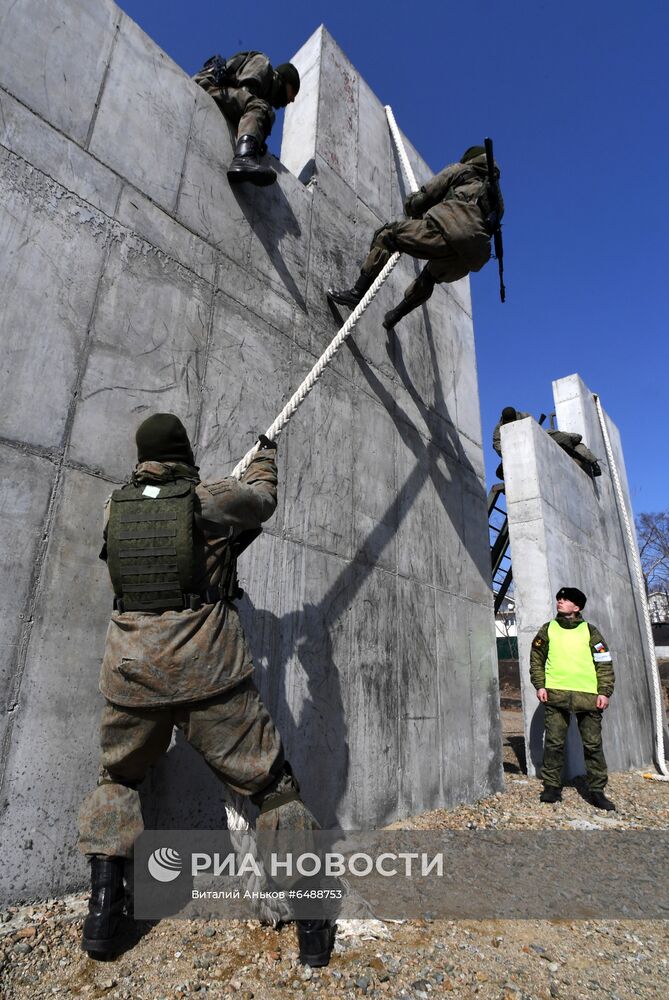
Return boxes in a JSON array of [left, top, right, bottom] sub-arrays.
[[106, 479, 197, 613]]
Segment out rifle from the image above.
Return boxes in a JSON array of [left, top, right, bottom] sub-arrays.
[[203, 54, 229, 90], [484, 137, 506, 303]]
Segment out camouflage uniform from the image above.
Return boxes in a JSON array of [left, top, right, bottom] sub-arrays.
[[194, 52, 279, 146], [492, 412, 599, 474], [530, 614, 615, 790], [492, 411, 530, 456], [79, 451, 311, 859], [546, 430, 599, 469], [361, 152, 500, 309]]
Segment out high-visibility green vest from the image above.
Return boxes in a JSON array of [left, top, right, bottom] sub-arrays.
[[545, 620, 598, 693]]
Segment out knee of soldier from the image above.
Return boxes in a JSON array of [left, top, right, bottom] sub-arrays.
[[245, 97, 275, 134], [251, 761, 319, 831], [250, 759, 296, 806], [372, 223, 398, 252]]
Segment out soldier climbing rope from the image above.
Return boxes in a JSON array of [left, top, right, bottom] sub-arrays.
[[230, 107, 417, 481]]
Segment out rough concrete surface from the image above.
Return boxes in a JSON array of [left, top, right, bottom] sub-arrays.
[[0, 5, 501, 904], [502, 375, 666, 779]]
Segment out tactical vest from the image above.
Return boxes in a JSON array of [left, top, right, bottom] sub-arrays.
[[106, 479, 197, 613], [446, 165, 504, 232], [545, 620, 598, 694]]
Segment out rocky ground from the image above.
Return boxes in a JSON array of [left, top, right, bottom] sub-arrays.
[[2, 711, 668, 1000]]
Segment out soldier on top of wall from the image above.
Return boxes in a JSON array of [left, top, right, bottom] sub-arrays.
[[327, 145, 503, 329], [492, 407, 602, 480], [194, 51, 300, 187], [78, 414, 334, 968]]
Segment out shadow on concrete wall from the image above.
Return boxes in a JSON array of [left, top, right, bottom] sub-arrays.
[[232, 182, 307, 312], [138, 287, 490, 832]]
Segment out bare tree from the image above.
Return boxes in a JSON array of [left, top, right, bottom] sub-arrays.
[[636, 510, 669, 594]]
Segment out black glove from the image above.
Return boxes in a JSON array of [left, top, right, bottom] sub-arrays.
[[404, 188, 430, 219], [257, 433, 277, 450]]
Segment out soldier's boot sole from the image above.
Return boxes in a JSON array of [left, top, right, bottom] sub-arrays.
[[327, 288, 362, 308], [81, 933, 118, 958], [589, 790, 616, 811], [539, 787, 562, 803], [227, 160, 277, 187], [382, 301, 414, 330]]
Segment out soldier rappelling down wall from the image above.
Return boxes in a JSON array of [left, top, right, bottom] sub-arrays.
[[78, 414, 334, 968], [327, 144, 505, 328], [194, 51, 300, 187], [492, 407, 602, 480]]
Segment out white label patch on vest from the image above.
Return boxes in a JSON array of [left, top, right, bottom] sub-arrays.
[[593, 651, 612, 663], [142, 486, 161, 498]]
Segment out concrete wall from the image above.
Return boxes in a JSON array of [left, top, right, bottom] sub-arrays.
[[0, 2, 501, 903], [503, 374, 666, 779]]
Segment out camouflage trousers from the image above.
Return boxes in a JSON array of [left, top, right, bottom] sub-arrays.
[[78, 678, 315, 858], [541, 702, 608, 790], [547, 430, 598, 466], [193, 70, 275, 144], [360, 216, 475, 304]]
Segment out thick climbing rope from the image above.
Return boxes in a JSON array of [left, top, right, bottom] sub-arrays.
[[231, 106, 418, 480], [221, 109, 421, 899], [593, 394, 669, 779]]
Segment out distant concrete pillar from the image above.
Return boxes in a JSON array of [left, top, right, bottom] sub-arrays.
[[503, 375, 663, 780]]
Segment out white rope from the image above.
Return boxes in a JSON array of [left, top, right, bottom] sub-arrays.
[[593, 394, 669, 778], [384, 104, 419, 192], [231, 253, 400, 478], [221, 108, 422, 915]]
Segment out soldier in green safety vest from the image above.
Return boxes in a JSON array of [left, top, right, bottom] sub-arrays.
[[77, 414, 334, 967], [530, 587, 616, 810]]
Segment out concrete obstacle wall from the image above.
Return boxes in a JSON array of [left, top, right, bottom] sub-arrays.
[[503, 374, 666, 779], [0, 1, 502, 903]]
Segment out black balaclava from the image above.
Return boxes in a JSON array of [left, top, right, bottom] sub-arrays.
[[135, 413, 195, 466], [271, 62, 300, 107]]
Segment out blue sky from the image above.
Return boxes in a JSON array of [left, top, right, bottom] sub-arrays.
[[117, 0, 668, 514]]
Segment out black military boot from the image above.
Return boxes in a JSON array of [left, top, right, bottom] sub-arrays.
[[590, 789, 616, 811], [539, 785, 562, 803], [81, 856, 126, 956], [382, 298, 415, 330], [227, 135, 277, 187], [327, 274, 373, 308], [296, 918, 335, 967]]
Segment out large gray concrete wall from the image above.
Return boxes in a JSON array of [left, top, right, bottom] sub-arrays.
[[0, 2, 501, 903], [503, 374, 666, 779]]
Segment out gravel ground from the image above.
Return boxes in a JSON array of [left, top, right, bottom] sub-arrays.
[[2, 712, 668, 1000]]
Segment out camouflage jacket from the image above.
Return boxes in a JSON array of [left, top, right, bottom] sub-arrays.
[[529, 613, 615, 704], [492, 411, 531, 456], [199, 51, 279, 103], [420, 154, 503, 271], [99, 451, 277, 708]]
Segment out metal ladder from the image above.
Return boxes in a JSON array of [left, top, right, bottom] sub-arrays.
[[488, 483, 512, 613]]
